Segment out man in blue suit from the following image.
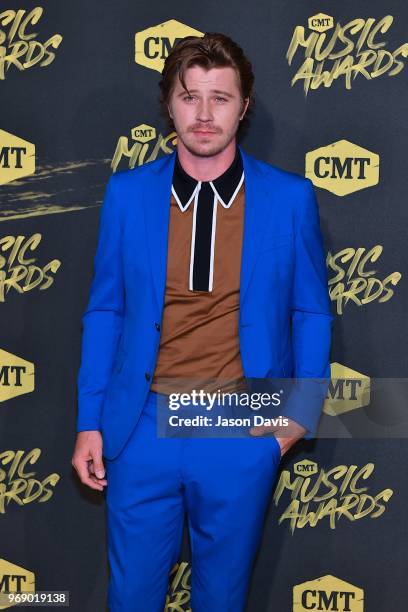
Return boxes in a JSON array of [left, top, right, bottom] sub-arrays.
[[72, 32, 332, 611]]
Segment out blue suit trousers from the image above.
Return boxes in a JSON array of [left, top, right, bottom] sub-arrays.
[[105, 390, 282, 611]]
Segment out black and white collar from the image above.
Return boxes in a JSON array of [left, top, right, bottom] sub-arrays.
[[172, 147, 244, 212]]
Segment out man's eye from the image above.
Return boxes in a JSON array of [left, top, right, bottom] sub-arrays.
[[215, 97, 227, 102], [184, 95, 195, 102]]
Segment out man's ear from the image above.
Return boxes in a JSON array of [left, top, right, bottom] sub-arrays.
[[167, 103, 173, 120]]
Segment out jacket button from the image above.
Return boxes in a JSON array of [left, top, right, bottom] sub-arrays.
[[155, 322, 160, 331], [145, 372, 151, 381]]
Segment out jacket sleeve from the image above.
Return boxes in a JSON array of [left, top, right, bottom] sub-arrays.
[[283, 178, 333, 439], [76, 173, 125, 432]]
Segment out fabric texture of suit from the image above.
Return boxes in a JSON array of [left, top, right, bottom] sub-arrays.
[[76, 145, 333, 460]]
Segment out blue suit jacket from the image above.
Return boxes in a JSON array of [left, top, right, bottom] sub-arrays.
[[76, 145, 333, 460]]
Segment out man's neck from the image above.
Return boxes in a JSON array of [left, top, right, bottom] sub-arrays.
[[176, 139, 238, 182]]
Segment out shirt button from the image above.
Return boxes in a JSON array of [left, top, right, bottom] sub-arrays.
[[145, 372, 151, 381], [155, 322, 160, 331]]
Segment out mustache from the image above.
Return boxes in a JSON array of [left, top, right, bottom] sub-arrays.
[[188, 126, 221, 133]]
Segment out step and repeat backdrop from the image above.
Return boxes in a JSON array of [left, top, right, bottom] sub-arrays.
[[1, 1, 407, 611]]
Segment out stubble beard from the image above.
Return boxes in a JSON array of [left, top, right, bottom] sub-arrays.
[[176, 125, 238, 159]]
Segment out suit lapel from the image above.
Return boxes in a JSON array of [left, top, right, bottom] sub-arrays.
[[143, 151, 176, 313], [143, 145, 274, 315]]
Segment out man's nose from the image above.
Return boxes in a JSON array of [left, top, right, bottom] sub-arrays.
[[196, 100, 213, 122]]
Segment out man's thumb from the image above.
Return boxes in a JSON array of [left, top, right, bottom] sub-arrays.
[[92, 457, 105, 478], [95, 466, 105, 478]]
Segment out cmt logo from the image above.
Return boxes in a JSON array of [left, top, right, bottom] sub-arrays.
[[305, 140, 379, 196], [308, 13, 334, 33], [0, 130, 35, 186], [135, 19, 203, 73], [0, 558, 35, 609], [112, 123, 177, 171], [293, 460, 318, 477], [323, 363, 370, 416], [131, 124, 156, 143], [0, 350, 35, 402], [293, 574, 364, 611]]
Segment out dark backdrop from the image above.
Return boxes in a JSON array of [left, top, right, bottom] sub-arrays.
[[1, 1, 407, 610]]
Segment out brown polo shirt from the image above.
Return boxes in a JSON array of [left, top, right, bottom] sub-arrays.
[[150, 148, 248, 396]]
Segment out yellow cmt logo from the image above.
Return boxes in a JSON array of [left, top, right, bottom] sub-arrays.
[[305, 140, 379, 196], [0, 350, 35, 402], [131, 124, 156, 143], [324, 362, 370, 416], [293, 574, 364, 611], [0, 558, 35, 610], [293, 460, 318, 477], [135, 20, 204, 73], [308, 14, 334, 33], [0, 130, 35, 186], [111, 123, 177, 171]]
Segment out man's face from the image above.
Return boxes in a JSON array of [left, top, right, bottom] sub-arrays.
[[167, 64, 249, 158]]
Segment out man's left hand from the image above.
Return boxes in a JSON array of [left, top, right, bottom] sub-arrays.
[[249, 418, 307, 457]]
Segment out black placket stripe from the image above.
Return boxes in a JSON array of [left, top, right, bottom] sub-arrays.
[[171, 148, 245, 293], [190, 181, 216, 292]]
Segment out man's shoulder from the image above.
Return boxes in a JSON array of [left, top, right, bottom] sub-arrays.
[[243, 148, 311, 191], [108, 154, 172, 189]]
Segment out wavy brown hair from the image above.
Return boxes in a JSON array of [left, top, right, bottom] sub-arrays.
[[158, 32, 255, 133]]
